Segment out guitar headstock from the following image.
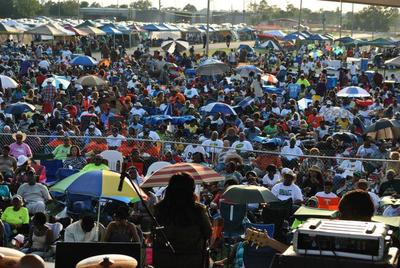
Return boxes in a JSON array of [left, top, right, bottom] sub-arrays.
[[244, 228, 270, 249]]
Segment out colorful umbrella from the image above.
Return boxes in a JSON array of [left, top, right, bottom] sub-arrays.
[[200, 102, 237, 115], [50, 170, 145, 203], [222, 185, 279, 204], [42, 76, 70, 89], [0, 75, 18, 89], [70, 55, 98, 67], [308, 50, 323, 58], [261, 74, 278, 84], [141, 163, 223, 188], [336, 86, 370, 98]]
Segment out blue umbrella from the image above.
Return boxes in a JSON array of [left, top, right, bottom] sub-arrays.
[[5, 102, 35, 114], [171, 116, 196, 125], [336, 86, 370, 98], [237, 97, 255, 108], [263, 85, 282, 95], [163, 103, 173, 116], [201, 102, 237, 115], [42, 76, 70, 89], [70, 55, 98, 66], [144, 115, 172, 126]]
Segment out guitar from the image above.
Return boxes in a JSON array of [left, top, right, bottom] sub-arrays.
[[244, 228, 270, 249]]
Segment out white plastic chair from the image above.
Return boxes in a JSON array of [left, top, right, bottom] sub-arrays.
[[100, 150, 123, 172]]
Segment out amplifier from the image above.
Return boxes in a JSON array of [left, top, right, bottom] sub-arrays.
[[293, 219, 392, 261]]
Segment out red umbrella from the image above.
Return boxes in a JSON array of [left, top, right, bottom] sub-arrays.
[[355, 99, 373, 107], [140, 163, 223, 188]]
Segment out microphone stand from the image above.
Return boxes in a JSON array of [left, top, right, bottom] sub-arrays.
[[120, 172, 175, 255]]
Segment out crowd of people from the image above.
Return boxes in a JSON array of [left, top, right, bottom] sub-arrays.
[[0, 34, 399, 267]]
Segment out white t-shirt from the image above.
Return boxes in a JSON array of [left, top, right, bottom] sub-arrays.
[[202, 139, 224, 155], [315, 191, 338, 198], [368, 191, 380, 210], [280, 146, 304, 161], [262, 173, 281, 188], [182, 145, 207, 161], [106, 134, 126, 147], [231, 140, 253, 152], [338, 160, 364, 177], [271, 182, 303, 202], [38, 60, 50, 70]]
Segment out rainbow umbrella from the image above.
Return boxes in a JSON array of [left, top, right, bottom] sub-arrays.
[[51, 170, 146, 233]]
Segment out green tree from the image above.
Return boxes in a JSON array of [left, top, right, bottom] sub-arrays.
[[182, 4, 196, 12], [354, 6, 398, 32], [0, 0, 15, 18], [80, 1, 89, 8], [13, 0, 41, 17], [90, 2, 101, 7], [131, 0, 152, 10], [120, 4, 128, 8]]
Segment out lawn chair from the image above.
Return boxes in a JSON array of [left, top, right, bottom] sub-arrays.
[[261, 199, 292, 243], [100, 150, 123, 172]]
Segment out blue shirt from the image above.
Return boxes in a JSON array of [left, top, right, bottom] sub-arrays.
[[287, 83, 301, 99]]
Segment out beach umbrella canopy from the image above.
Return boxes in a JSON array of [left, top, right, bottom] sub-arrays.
[[50, 170, 145, 202], [197, 58, 229, 76], [141, 163, 223, 187], [263, 85, 282, 94], [222, 185, 279, 204], [76, 75, 106, 86], [27, 24, 66, 36], [5, 102, 35, 114], [201, 102, 237, 115], [236, 96, 254, 108], [161, 40, 189, 53], [322, 107, 354, 121], [261, 74, 278, 84], [145, 161, 172, 178], [332, 132, 358, 143], [364, 118, 395, 133], [0, 75, 18, 89], [336, 86, 370, 98], [236, 65, 262, 77], [70, 55, 98, 67], [42, 76, 70, 89]]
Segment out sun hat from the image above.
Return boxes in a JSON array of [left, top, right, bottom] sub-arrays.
[[12, 131, 27, 141]]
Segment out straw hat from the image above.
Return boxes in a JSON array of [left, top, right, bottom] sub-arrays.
[[309, 165, 322, 174], [12, 131, 26, 141]]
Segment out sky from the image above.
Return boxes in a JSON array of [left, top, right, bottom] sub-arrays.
[[87, 0, 369, 12]]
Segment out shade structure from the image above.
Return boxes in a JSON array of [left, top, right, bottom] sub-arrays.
[[27, 24, 66, 37], [0, 75, 18, 88], [385, 56, 400, 67], [0, 22, 23, 34], [236, 65, 262, 77], [259, 40, 280, 50], [5, 102, 35, 114], [222, 185, 279, 204], [263, 85, 282, 94], [145, 161, 172, 178], [78, 26, 106, 36], [161, 40, 189, 54], [322, 107, 354, 120], [261, 74, 278, 84], [141, 163, 224, 187], [283, 32, 306, 41], [332, 132, 358, 143], [42, 76, 70, 89], [70, 55, 98, 67], [320, 0, 400, 7], [100, 25, 123, 35], [365, 118, 395, 133], [196, 58, 229, 76], [77, 75, 106, 86], [201, 102, 237, 115], [336, 86, 370, 98], [50, 170, 145, 203], [64, 25, 88, 36]]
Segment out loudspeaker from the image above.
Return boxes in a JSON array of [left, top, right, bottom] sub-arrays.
[[55, 242, 142, 268]]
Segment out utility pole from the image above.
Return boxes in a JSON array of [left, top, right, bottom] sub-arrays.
[[205, 0, 210, 56], [298, 0, 303, 32], [58, 0, 61, 18], [159, 0, 162, 23], [242, 0, 246, 24], [351, 2, 354, 37], [77, 0, 80, 22], [339, 0, 343, 39]]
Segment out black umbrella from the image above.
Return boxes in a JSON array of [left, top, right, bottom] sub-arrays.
[[364, 118, 395, 133], [332, 132, 358, 143]]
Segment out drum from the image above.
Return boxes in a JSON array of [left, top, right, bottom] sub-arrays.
[[76, 254, 137, 268]]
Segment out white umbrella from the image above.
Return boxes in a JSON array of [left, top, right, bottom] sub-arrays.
[[0, 75, 18, 89], [42, 76, 70, 89], [161, 40, 189, 53], [197, 58, 229, 76], [336, 86, 370, 98]]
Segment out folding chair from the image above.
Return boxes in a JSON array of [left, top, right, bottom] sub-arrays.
[[262, 199, 292, 243]]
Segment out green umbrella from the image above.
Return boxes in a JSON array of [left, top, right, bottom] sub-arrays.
[[222, 185, 279, 204]]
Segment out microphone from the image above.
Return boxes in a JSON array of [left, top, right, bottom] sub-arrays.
[[118, 170, 126, 192]]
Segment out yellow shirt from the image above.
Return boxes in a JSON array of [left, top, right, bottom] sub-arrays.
[[1, 206, 29, 225]]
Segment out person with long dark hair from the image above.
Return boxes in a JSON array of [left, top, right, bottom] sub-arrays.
[[153, 173, 212, 268]]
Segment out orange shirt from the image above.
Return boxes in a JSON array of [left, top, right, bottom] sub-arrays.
[[307, 114, 323, 128], [253, 154, 282, 171]]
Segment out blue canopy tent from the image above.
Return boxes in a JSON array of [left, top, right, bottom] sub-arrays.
[[308, 34, 329, 42], [143, 24, 169, 31], [160, 23, 180, 31], [335, 36, 354, 44], [99, 25, 123, 47], [283, 32, 306, 41]]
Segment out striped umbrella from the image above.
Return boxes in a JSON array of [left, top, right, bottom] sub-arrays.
[[200, 102, 237, 115], [336, 86, 370, 98], [141, 163, 224, 187]]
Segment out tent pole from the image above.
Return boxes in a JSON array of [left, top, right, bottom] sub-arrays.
[[96, 197, 101, 238], [351, 2, 354, 37], [205, 0, 210, 57], [339, 0, 343, 39], [298, 0, 303, 33]]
